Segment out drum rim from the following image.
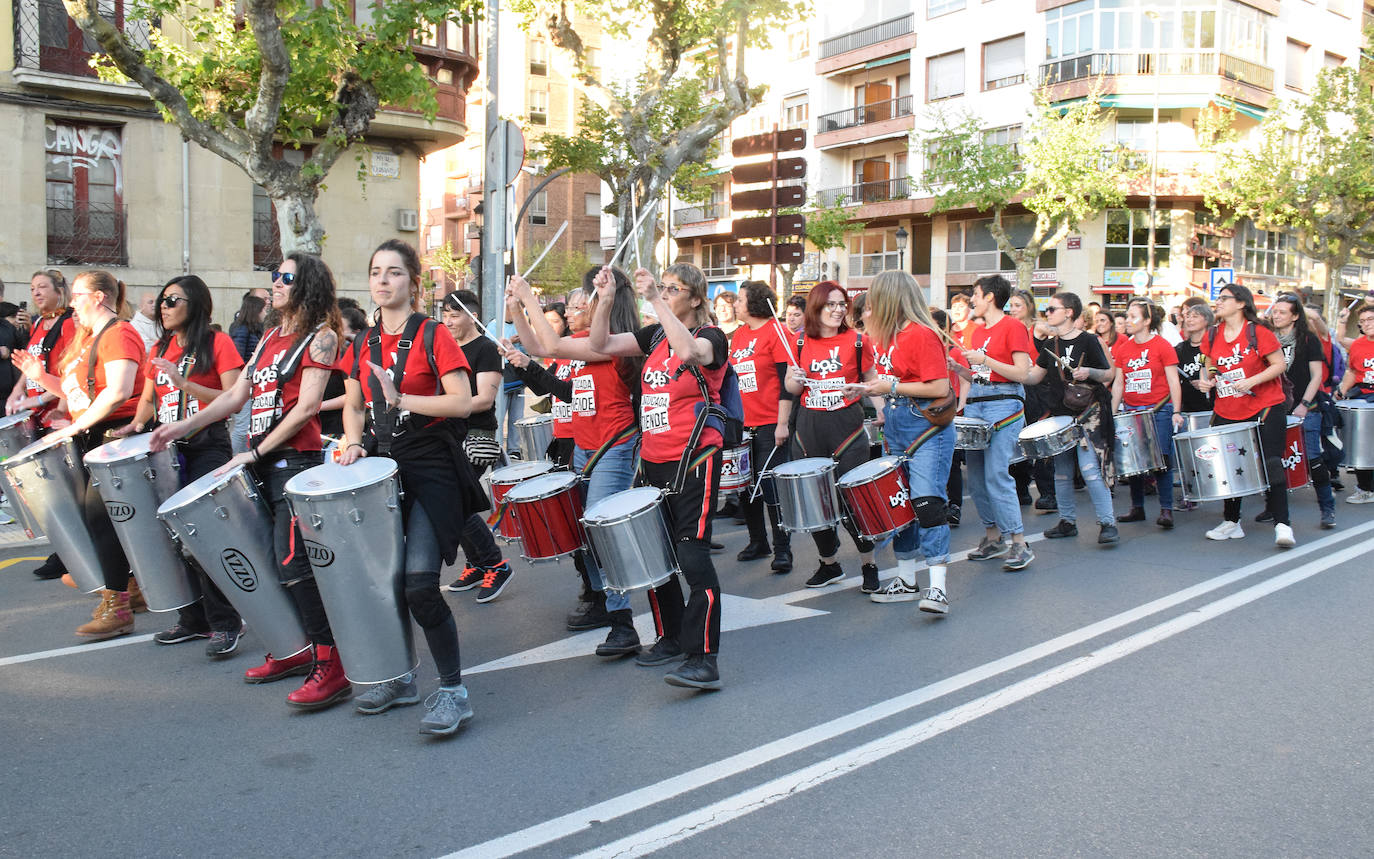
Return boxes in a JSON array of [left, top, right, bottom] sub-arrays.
[[771, 456, 837, 477], [583, 486, 664, 524], [836, 455, 902, 487], [489, 460, 556, 483], [515, 414, 555, 425], [7, 434, 77, 465], [1019, 415, 1077, 438], [284, 458, 398, 498], [83, 433, 164, 466], [0, 410, 34, 429], [158, 463, 252, 517], [505, 470, 580, 502]]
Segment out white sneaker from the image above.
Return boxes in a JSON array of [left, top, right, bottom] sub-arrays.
[[1274, 523, 1295, 548], [870, 578, 919, 603], [1345, 489, 1374, 504], [1205, 520, 1245, 541], [918, 587, 949, 614]]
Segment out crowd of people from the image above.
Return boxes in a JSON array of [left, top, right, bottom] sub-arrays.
[[7, 255, 1373, 741]]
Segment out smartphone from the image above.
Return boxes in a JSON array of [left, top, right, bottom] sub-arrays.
[[18, 302, 26, 311]]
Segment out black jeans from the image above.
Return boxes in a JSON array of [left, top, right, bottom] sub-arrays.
[[251, 451, 334, 646], [74, 427, 131, 592], [1215, 407, 1289, 526], [402, 504, 461, 685], [793, 405, 874, 558], [175, 427, 243, 633], [457, 459, 502, 569], [641, 452, 723, 657], [741, 424, 790, 550]]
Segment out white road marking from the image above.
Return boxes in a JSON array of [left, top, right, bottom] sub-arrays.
[[437, 520, 1374, 859], [0, 634, 156, 667]]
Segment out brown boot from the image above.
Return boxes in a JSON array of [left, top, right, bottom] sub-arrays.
[[127, 577, 148, 613], [76, 591, 134, 640]]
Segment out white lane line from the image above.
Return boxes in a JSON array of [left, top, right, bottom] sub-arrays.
[[437, 520, 1374, 859], [0, 634, 156, 667], [576, 538, 1369, 858]]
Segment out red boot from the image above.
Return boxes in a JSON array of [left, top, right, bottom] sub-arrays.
[[243, 648, 314, 684], [285, 644, 352, 710]]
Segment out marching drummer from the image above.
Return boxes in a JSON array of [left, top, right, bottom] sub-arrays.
[[503, 292, 577, 467], [13, 270, 147, 639], [1197, 284, 1294, 548], [1265, 293, 1337, 529], [857, 271, 956, 614], [151, 254, 352, 709], [1110, 298, 1183, 529], [116, 275, 247, 657], [337, 239, 479, 736], [1335, 305, 1374, 503], [1175, 301, 1215, 420], [782, 281, 882, 592], [586, 263, 728, 691]]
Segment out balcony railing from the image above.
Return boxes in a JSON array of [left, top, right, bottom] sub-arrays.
[[673, 202, 726, 226], [818, 14, 914, 60], [816, 176, 911, 208], [817, 96, 914, 135], [1040, 50, 1274, 92], [48, 201, 128, 266]]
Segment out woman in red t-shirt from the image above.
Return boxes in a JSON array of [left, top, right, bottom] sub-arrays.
[[14, 270, 146, 639], [782, 281, 881, 591], [1336, 305, 1374, 502], [1197, 283, 1293, 547], [1110, 298, 1183, 528], [6, 269, 75, 427], [152, 253, 348, 709]]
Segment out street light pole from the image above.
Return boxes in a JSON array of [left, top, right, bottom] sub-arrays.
[[894, 224, 909, 272], [1145, 8, 1162, 298]]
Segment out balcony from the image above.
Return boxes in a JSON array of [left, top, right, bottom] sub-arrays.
[[13, 0, 153, 96], [673, 202, 726, 227], [817, 96, 914, 135], [817, 177, 911, 208], [48, 200, 128, 267], [816, 14, 916, 76], [1040, 50, 1275, 93]]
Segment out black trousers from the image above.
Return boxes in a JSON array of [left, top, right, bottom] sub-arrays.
[[641, 452, 723, 657], [741, 424, 790, 550], [251, 452, 334, 647], [793, 405, 874, 557], [1214, 407, 1289, 526], [73, 426, 131, 592], [175, 426, 243, 633]]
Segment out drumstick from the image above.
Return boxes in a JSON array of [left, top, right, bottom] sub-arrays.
[[520, 221, 569, 281], [456, 300, 500, 344], [630, 187, 641, 271], [764, 297, 804, 371], [748, 444, 782, 503], [609, 202, 660, 268]]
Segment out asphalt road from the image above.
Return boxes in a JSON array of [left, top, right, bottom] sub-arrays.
[[2, 488, 1371, 858]]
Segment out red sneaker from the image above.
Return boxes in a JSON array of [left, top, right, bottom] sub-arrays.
[[243, 649, 314, 684], [285, 644, 352, 710]]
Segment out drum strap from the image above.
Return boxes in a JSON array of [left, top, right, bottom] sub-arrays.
[[244, 324, 324, 446], [84, 318, 117, 399], [992, 408, 1025, 432], [904, 424, 941, 457], [365, 314, 436, 454], [39, 308, 73, 359], [153, 338, 197, 423], [832, 423, 867, 462], [581, 424, 638, 476]]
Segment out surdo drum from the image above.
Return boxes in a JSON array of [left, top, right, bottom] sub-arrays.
[[1018, 416, 1083, 460], [720, 432, 753, 492], [1, 435, 105, 591], [515, 414, 554, 462], [1172, 422, 1267, 503], [1112, 410, 1165, 478], [158, 465, 309, 659], [582, 487, 679, 594], [836, 456, 914, 541], [504, 471, 586, 562], [1337, 400, 1374, 469], [487, 460, 556, 542], [85, 434, 199, 612], [770, 457, 842, 533], [1282, 416, 1309, 491], [0, 411, 40, 538], [285, 458, 416, 685], [954, 417, 991, 451]]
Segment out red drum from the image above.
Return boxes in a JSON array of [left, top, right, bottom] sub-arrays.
[[487, 460, 556, 542], [504, 471, 586, 562], [836, 456, 914, 541], [1282, 416, 1309, 491]]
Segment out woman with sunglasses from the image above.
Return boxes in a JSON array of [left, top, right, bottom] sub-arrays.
[[1197, 284, 1293, 547], [1111, 298, 1183, 528], [506, 266, 645, 656], [1262, 293, 1336, 528], [116, 275, 246, 655], [152, 255, 350, 709], [14, 270, 147, 639]]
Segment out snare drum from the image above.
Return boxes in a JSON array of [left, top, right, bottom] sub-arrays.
[[770, 457, 841, 533], [1172, 422, 1267, 503], [504, 471, 585, 562], [836, 456, 913, 541], [1113, 410, 1165, 478], [1, 435, 104, 591], [1183, 410, 1213, 433], [720, 433, 753, 492], [515, 415, 555, 461], [582, 487, 678, 594], [1282, 415, 1309, 491], [487, 460, 556, 541], [1337, 400, 1374, 468], [1018, 416, 1082, 459], [954, 417, 991, 451]]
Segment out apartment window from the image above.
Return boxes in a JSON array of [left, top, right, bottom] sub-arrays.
[[701, 242, 738, 278], [787, 28, 810, 60], [1286, 39, 1308, 89], [529, 190, 548, 225], [984, 124, 1023, 150], [584, 192, 600, 217], [983, 35, 1025, 90], [1241, 224, 1300, 277], [927, 50, 964, 101], [529, 89, 548, 125], [1105, 209, 1170, 269], [45, 118, 126, 266], [529, 38, 548, 75], [947, 215, 1055, 274], [928, 0, 965, 19], [782, 93, 809, 129], [427, 224, 443, 249], [1115, 116, 1171, 150], [848, 231, 903, 277], [1324, 52, 1345, 69]]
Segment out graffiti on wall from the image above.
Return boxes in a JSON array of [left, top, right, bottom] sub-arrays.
[[45, 121, 123, 195]]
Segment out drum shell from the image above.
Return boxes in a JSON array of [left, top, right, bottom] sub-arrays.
[[1337, 402, 1374, 469], [1112, 411, 1165, 478], [1183, 411, 1213, 433], [863, 419, 882, 449], [157, 466, 309, 658], [837, 457, 913, 541], [719, 440, 753, 491], [1282, 416, 1309, 491], [2, 438, 104, 592], [1018, 416, 1083, 459], [286, 461, 415, 685], [954, 417, 991, 451], [507, 472, 586, 562], [488, 460, 555, 542], [0, 411, 37, 459], [85, 436, 199, 612], [772, 457, 841, 533], [1171, 423, 1268, 503], [583, 487, 678, 594], [515, 415, 554, 462]]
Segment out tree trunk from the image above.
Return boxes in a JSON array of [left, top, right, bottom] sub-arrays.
[[1014, 252, 1036, 294], [1323, 255, 1343, 336], [778, 264, 797, 301], [272, 189, 326, 256]]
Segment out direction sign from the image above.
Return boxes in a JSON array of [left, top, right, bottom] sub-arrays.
[[1209, 267, 1234, 301], [731, 186, 806, 212], [731, 129, 807, 158], [731, 243, 805, 266], [733, 214, 806, 240], [732, 157, 807, 185]]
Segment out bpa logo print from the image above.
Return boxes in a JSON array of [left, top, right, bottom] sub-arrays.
[[810, 347, 843, 376]]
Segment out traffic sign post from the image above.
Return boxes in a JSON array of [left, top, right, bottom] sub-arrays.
[[729, 126, 808, 290]]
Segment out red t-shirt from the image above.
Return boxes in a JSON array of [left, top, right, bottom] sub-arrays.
[[146, 331, 244, 424], [59, 320, 146, 423], [567, 331, 637, 451], [349, 320, 469, 437], [948, 346, 969, 399], [1114, 334, 1178, 408], [548, 358, 574, 439], [968, 315, 1032, 384], [1202, 322, 1285, 420], [23, 313, 75, 423], [875, 323, 948, 387], [636, 325, 729, 464], [795, 330, 868, 412], [730, 322, 790, 427], [1349, 337, 1374, 391], [249, 326, 336, 453]]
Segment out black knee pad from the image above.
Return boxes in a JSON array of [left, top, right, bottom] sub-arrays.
[[1309, 458, 1331, 485], [404, 572, 451, 628], [914, 495, 947, 528]]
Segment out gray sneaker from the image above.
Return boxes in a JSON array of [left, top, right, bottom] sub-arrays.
[[354, 676, 420, 715], [967, 536, 1009, 561], [420, 686, 474, 736], [205, 626, 243, 659], [918, 587, 949, 614], [1002, 542, 1034, 571]]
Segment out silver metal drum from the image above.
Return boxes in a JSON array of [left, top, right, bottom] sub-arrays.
[[0, 411, 41, 538], [1, 435, 104, 592], [1113, 410, 1165, 478], [85, 434, 198, 612], [515, 414, 554, 461], [582, 487, 678, 594], [770, 457, 841, 533], [158, 465, 309, 658], [285, 458, 415, 685], [1172, 422, 1267, 503], [1337, 401, 1374, 469], [720, 433, 753, 492], [863, 419, 882, 448], [1018, 416, 1083, 459], [1183, 410, 1213, 433], [954, 417, 991, 451]]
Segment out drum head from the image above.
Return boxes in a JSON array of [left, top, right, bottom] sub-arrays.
[[837, 456, 901, 488], [772, 457, 836, 478], [159, 462, 248, 515], [516, 415, 553, 426], [1020, 416, 1075, 439], [506, 470, 579, 502], [285, 458, 398, 498], [9, 433, 71, 465], [489, 460, 555, 484], [1286, 415, 1303, 428], [0, 410, 33, 430], [584, 486, 661, 523], [84, 432, 158, 466], [1339, 400, 1374, 409]]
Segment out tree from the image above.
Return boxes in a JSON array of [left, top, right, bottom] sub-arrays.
[[1200, 65, 1374, 327], [525, 245, 593, 297], [918, 90, 1135, 292], [515, 0, 798, 270], [776, 196, 866, 299], [63, 0, 481, 254]]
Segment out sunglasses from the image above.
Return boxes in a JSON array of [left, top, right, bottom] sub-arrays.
[[271, 270, 296, 286], [159, 295, 188, 309]]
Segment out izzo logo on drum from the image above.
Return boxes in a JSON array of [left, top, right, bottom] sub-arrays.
[[104, 501, 134, 522], [810, 347, 842, 376], [220, 549, 258, 592], [888, 486, 909, 508], [304, 540, 335, 567], [1282, 440, 1304, 471]]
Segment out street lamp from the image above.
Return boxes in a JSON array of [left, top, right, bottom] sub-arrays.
[[894, 224, 909, 271], [1145, 8, 1162, 296]]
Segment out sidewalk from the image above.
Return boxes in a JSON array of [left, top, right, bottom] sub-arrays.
[[0, 519, 49, 549]]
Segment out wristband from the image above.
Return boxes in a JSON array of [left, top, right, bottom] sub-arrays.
[[251, 447, 261, 463], [889, 378, 898, 396], [347, 442, 365, 452]]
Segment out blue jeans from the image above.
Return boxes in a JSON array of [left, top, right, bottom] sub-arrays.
[[1302, 410, 1335, 513], [496, 388, 525, 453], [884, 397, 953, 564], [572, 435, 639, 612], [965, 383, 1025, 537], [1126, 403, 1175, 511], [1054, 441, 1116, 526]]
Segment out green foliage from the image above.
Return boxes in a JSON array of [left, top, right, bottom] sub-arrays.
[[800, 196, 864, 254], [426, 242, 471, 284], [525, 246, 593, 296]]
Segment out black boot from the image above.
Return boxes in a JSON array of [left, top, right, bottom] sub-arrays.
[[33, 553, 67, 580], [595, 609, 641, 657], [769, 511, 792, 573], [736, 540, 770, 561], [565, 592, 611, 631], [664, 653, 722, 690]]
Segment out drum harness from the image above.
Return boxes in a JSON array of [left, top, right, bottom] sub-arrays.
[[351, 313, 443, 457], [242, 324, 324, 455]]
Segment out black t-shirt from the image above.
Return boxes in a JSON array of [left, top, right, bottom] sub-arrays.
[[460, 335, 502, 431], [1035, 332, 1109, 418], [631, 324, 729, 370], [0, 319, 19, 394], [1281, 332, 1322, 407], [1174, 340, 1211, 413]]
